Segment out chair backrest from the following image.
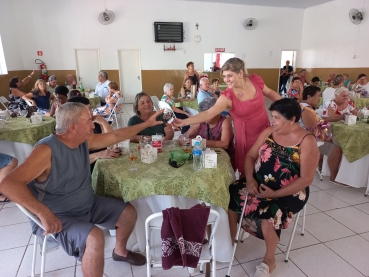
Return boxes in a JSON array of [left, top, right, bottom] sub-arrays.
[[158, 100, 176, 118], [151, 96, 160, 112], [0, 96, 8, 110], [107, 96, 125, 122]]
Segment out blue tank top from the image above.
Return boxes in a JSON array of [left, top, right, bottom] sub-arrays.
[[28, 135, 94, 217]]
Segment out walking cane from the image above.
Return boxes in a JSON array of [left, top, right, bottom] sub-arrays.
[[225, 191, 249, 277]]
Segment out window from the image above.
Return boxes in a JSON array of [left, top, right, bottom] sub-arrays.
[[204, 53, 235, 72], [0, 35, 8, 75]]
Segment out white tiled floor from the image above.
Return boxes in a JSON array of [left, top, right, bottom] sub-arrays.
[[1, 103, 369, 277]]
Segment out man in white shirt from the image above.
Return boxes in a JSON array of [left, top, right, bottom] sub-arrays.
[[95, 71, 110, 105]]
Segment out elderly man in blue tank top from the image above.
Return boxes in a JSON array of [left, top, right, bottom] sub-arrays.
[[0, 103, 164, 276]]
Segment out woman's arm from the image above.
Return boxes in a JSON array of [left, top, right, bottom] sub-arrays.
[[173, 95, 231, 127], [301, 109, 319, 130], [205, 118, 233, 150], [258, 135, 319, 199], [10, 87, 26, 97], [179, 87, 186, 98], [262, 85, 281, 102], [89, 149, 121, 164], [49, 102, 57, 117], [350, 108, 358, 116], [327, 107, 346, 121], [21, 70, 34, 85], [164, 124, 174, 141], [105, 93, 118, 104], [22, 92, 36, 106], [352, 81, 360, 91]]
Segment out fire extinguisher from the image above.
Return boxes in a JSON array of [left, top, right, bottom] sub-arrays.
[[35, 59, 48, 81]]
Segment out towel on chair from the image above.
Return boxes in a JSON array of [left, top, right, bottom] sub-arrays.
[[161, 204, 210, 270]]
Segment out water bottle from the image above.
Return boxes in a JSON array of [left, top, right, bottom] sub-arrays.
[[192, 141, 202, 171], [80, 83, 85, 93]]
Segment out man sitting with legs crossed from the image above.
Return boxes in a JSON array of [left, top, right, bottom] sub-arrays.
[[0, 102, 164, 276]]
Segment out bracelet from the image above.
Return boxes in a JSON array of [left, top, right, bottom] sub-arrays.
[[28, 75, 32, 78]]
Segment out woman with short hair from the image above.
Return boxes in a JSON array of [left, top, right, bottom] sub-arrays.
[[352, 73, 369, 93], [22, 79, 55, 116], [8, 71, 35, 111], [228, 98, 319, 277], [179, 77, 192, 98], [161, 83, 190, 133], [128, 92, 174, 142], [323, 87, 358, 119]]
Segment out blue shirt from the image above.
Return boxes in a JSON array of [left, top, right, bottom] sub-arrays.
[[197, 89, 213, 105]]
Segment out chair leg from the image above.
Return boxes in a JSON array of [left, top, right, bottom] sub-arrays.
[[316, 167, 323, 181], [31, 235, 38, 277], [365, 186, 369, 196], [301, 205, 306, 235], [40, 235, 49, 277], [285, 211, 300, 263]]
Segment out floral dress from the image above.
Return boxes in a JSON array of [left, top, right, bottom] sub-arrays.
[[228, 133, 311, 239], [8, 88, 28, 111], [93, 91, 123, 119]]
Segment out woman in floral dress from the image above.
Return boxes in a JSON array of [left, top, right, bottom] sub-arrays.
[[228, 98, 319, 277]]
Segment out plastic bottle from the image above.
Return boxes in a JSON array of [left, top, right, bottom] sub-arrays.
[[235, 169, 240, 180], [80, 83, 85, 92], [192, 141, 202, 171]]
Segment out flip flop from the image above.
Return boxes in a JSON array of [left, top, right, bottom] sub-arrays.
[[0, 193, 10, 203]]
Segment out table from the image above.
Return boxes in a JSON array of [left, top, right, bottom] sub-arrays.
[[317, 97, 369, 109], [92, 142, 234, 261], [179, 99, 199, 111], [321, 121, 369, 190], [218, 84, 227, 91], [0, 117, 56, 164], [89, 96, 101, 108]]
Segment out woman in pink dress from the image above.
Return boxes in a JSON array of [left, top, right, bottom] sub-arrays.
[[173, 58, 281, 175]]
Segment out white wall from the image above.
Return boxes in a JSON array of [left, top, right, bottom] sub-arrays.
[[3, 0, 304, 71], [0, 0, 24, 70], [299, 0, 369, 68]]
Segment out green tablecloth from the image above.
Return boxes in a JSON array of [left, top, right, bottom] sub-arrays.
[[179, 100, 199, 110], [331, 121, 369, 163], [92, 143, 233, 212], [319, 85, 328, 92], [89, 96, 101, 108], [218, 84, 227, 91], [0, 117, 56, 145]]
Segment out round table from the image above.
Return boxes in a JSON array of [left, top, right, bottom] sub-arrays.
[[179, 99, 199, 111], [0, 116, 56, 164], [89, 96, 101, 108], [218, 84, 227, 91], [317, 97, 369, 109], [92, 142, 234, 261]]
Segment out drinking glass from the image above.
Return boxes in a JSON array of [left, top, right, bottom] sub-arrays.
[[128, 149, 138, 171]]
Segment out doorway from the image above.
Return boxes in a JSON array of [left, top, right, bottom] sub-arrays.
[[75, 49, 100, 90], [118, 49, 142, 103], [278, 50, 297, 93]]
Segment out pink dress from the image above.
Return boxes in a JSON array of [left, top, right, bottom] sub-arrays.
[[221, 74, 270, 175]]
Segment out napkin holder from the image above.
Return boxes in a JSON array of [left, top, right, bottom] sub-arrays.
[[141, 144, 157, 164], [344, 115, 357, 125], [361, 108, 369, 118], [191, 135, 206, 149], [202, 148, 217, 168]]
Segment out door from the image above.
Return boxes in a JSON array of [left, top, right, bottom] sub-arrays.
[[75, 49, 100, 90], [118, 50, 142, 103], [278, 50, 297, 93]]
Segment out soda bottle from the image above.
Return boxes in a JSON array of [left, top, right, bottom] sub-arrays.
[[192, 141, 202, 171]]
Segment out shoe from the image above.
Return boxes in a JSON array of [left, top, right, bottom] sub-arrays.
[[0, 193, 10, 203], [254, 263, 271, 277], [112, 249, 146, 266]]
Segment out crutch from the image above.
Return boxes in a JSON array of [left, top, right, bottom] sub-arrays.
[[225, 191, 249, 277]]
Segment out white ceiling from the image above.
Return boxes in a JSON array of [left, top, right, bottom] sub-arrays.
[[184, 0, 335, 9]]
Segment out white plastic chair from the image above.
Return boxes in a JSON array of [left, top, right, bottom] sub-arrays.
[[107, 96, 125, 128], [15, 204, 59, 277], [158, 100, 176, 118], [0, 96, 9, 110], [151, 96, 161, 112], [145, 209, 220, 277], [24, 99, 34, 107], [284, 205, 306, 262]]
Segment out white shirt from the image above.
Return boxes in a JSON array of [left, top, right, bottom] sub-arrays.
[[357, 82, 369, 93], [322, 87, 335, 108], [95, 80, 110, 102]]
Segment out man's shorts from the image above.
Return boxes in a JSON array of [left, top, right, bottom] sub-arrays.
[[0, 153, 13, 169], [34, 195, 128, 261]]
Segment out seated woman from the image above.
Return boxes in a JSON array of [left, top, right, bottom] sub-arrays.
[[342, 73, 351, 89], [322, 75, 344, 108], [93, 82, 123, 119], [287, 77, 303, 100], [49, 86, 69, 117], [128, 92, 174, 142], [64, 74, 76, 88], [0, 153, 18, 203], [299, 86, 342, 183], [162, 83, 190, 133], [22, 79, 55, 116], [178, 97, 235, 168], [323, 87, 358, 119], [8, 71, 35, 111], [210, 78, 221, 97], [228, 98, 319, 277], [179, 77, 192, 98]]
